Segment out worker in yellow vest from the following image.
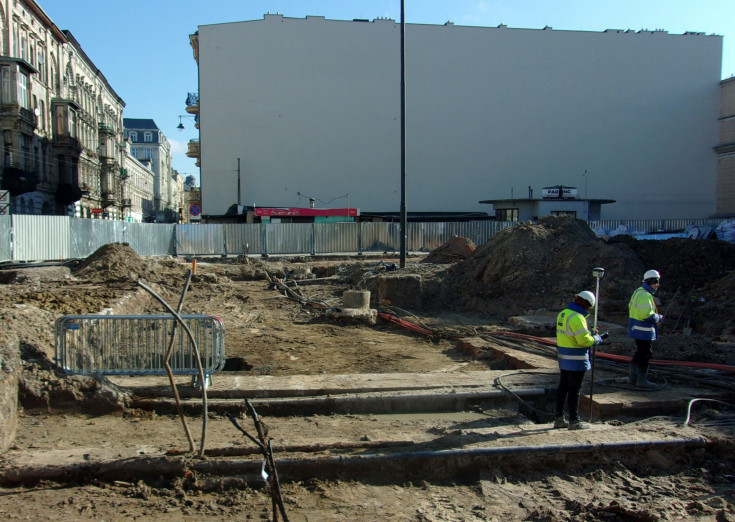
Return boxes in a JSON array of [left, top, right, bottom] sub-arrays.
[[554, 290, 603, 430], [628, 270, 663, 388]]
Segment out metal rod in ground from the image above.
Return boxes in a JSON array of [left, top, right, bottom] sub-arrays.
[[245, 399, 290, 522], [162, 269, 195, 452], [138, 281, 209, 458], [225, 412, 264, 450]]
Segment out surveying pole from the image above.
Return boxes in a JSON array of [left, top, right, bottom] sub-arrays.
[[589, 266, 605, 422]]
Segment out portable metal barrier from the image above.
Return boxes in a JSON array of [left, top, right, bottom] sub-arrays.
[[55, 314, 226, 385]]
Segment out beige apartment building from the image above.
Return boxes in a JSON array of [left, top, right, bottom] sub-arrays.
[[123, 118, 180, 222], [120, 138, 154, 222]]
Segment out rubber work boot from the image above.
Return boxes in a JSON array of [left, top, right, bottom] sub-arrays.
[[635, 364, 657, 388], [553, 417, 568, 429], [628, 361, 637, 385], [568, 419, 590, 430]]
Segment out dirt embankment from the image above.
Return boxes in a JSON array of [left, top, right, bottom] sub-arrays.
[[420, 216, 735, 342]]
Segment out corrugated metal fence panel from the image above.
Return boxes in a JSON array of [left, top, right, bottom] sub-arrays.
[[406, 221, 515, 251], [13, 214, 71, 262], [220, 223, 263, 256], [264, 223, 313, 255], [589, 218, 733, 235], [407, 222, 445, 252], [70, 219, 124, 259], [176, 223, 227, 256], [314, 222, 359, 253], [0, 215, 10, 262], [125, 222, 176, 256], [9, 216, 735, 262], [360, 222, 400, 253], [242, 224, 264, 255]]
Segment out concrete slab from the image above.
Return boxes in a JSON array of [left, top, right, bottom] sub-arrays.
[[107, 333, 734, 421]]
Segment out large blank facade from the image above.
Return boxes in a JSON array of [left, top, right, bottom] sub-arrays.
[[197, 15, 722, 219]]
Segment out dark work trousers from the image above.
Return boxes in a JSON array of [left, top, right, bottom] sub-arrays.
[[632, 339, 653, 365], [555, 369, 587, 421]]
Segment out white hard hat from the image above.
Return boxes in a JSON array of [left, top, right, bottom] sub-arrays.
[[576, 290, 596, 307], [643, 270, 661, 282]]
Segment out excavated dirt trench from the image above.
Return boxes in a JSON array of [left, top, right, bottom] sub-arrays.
[[1, 216, 735, 520]]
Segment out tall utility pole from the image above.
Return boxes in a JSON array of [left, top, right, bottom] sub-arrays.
[[237, 157, 241, 206], [399, 0, 407, 268]]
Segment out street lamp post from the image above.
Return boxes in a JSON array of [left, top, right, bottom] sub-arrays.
[[399, 0, 407, 268], [177, 114, 197, 131]]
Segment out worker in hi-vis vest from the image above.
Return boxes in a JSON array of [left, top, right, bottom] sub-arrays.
[[554, 291, 603, 430], [628, 269, 663, 388]]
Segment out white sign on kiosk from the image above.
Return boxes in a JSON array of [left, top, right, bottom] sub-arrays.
[[541, 186, 579, 199]]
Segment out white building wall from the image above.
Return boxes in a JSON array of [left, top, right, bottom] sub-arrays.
[[198, 15, 722, 219]]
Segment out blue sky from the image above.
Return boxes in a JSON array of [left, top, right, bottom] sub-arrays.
[[40, 1, 735, 182]]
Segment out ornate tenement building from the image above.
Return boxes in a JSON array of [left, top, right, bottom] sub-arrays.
[[59, 30, 125, 219], [0, 0, 165, 221]]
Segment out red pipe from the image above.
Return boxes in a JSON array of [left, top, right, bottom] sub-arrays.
[[494, 331, 735, 372], [377, 312, 735, 374], [378, 312, 433, 336]]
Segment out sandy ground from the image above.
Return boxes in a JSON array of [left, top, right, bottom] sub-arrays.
[[1, 218, 735, 520]]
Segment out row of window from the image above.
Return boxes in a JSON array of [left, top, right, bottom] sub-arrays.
[[128, 131, 155, 142], [132, 147, 155, 159], [494, 209, 577, 221]]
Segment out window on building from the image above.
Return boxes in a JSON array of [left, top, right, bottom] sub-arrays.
[[38, 50, 45, 83], [496, 208, 519, 221], [17, 71, 29, 109], [129, 131, 137, 141], [12, 25, 18, 57], [144, 147, 153, 159], [551, 210, 576, 217], [50, 60, 57, 91], [68, 109, 77, 138], [144, 132, 152, 142], [1, 66, 12, 105], [39, 99, 45, 129], [20, 134, 30, 170]]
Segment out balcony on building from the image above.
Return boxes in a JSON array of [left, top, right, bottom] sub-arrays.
[[186, 138, 200, 158], [189, 32, 199, 64], [0, 58, 38, 133], [185, 92, 199, 115], [98, 122, 115, 135], [0, 58, 40, 196], [102, 190, 117, 208], [51, 98, 83, 155], [121, 197, 132, 208]]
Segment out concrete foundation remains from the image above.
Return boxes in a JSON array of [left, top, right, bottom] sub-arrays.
[[325, 290, 378, 325]]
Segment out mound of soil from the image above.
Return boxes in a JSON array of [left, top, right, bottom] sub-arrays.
[[609, 237, 735, 340], [610, 236, 735, 294], [439, 216, 644, 316], [421, 236, 476, 264], [73, 243, 152, 283]]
